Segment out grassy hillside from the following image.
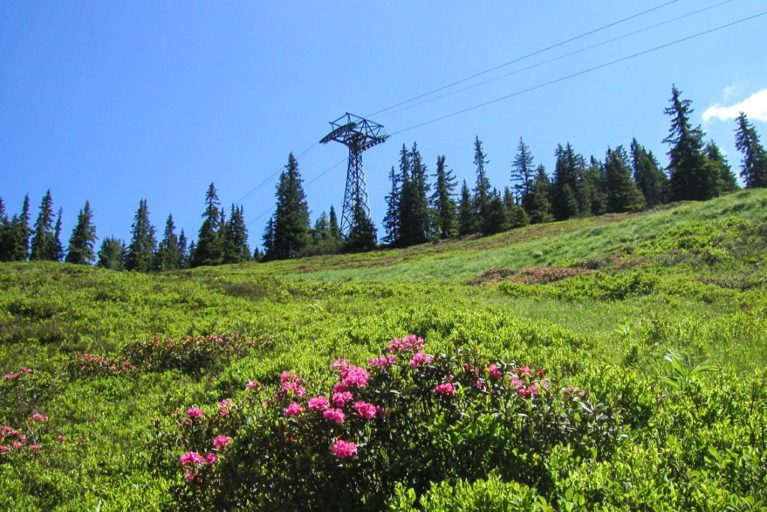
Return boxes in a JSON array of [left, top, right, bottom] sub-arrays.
[[1, 190, 766, 510]]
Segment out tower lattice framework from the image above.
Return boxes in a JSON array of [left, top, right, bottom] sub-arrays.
[[320, 113, 388, 236]]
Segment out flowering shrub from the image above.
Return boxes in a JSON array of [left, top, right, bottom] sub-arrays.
[[170, 335, 623, 510], [0, 367, 58, 426], [123, 334, 261, 375], [70, 352, 136, 377]]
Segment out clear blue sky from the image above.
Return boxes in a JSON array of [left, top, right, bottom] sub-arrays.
[[2, 1, 766, 251]]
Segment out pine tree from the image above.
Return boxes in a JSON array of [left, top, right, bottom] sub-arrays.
[[551, 144, 583, 220], [178, 230, 189, 269], [431, 155, 458, 239], [503, 187, 528, 228], [705, 141, 738, 194], [6, 195, 31, 261], [734, 113, 767, 188], [0, 199, 13, 261], [223, 205, 250, 264], [511, 137, 536, 214], [458, 180, 475, 236], [631, 138, 668, 208], [156, 214, 181, 271], [307, 209, 342, 256], [604, 147, 645, 213], [328, 206, 341, 241], [51, 208, 64, 262], [472, 136, 492, 228], [481, 189, 509, 235], [382, 166, 402, 245], [664, 85, 716, 201], [65, 201, 97, 264], [261, 216, 275, 260], [527, 166, 552, 224], [125, 199, 156, 272], [344, 202, 377, 252], [270, 153, 310, 260], [30, 190, 55, 260], [97, 237, 124, 270], [398, 143, 431, 246], [192, 183, 224, 267], [583, 156, 607, 215]]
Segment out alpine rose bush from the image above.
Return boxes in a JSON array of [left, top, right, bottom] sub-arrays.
[[170, 335, 623, 511]]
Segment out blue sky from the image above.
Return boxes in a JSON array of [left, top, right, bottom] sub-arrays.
[[2, 1, 766, 251]]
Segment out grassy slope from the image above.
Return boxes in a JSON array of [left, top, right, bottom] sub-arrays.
[[1, 189, 766, 510]]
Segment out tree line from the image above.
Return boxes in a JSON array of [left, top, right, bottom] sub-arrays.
[[2, 86, 766, 269]]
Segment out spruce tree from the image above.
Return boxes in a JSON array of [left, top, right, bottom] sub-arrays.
[[458, 180, 475, 236], [398, 143, 431, 246], [583, 156, 607, 215], [382, 166, 402, 245], [431, 155, 458, 239], [705, 141, 738, 194], [551, 144, 583, 220], [631, 138, 668, 208], [472, 136, 491, 228], [271, 153, 310, 259], [481, 189, 509, 235], [192, 183, 224, 267], [178, 230, 189, 269], [329, 206, 341, 241], [344, 202, 377, 252], [604, 147, 645, 213], [734, 113, 767, 188], [223, 205, 250, 264], [527, 166, 553, 224], [511, 137, 536, 214], [503, 187, 528, 228], [51, 208, 64, 262], [125, 199, 156, 272], [0, 199, 8, 261], [8, 195, 31, 261], [664, 85, 715, 201], [30, 190, 55, 260], [65, 201, 97, 264], [261, 216, 275, 260], [156, 214, 181, 271], [97, 237, 124, 270]]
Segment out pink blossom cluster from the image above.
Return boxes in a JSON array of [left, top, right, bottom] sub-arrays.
[[283, 402, 303, 417], [3, 367, 34, 380], [30, 413, 48, 422], [332, 391, 354, 407], [408, 352, 434, 368], [331, 439, 358, 460], [386, 334, 424, 353], [487, 364, 503, 379], [322, 408, 346, 424], [179, 450, 217, 482], [245, 380, 259, 390], [353, 401, 382, 420], [183, 407, 204, 425], [218, 399, 234, 417], [212, 435, 232, 450], [0, 425, 39, 457], [368, 354, 397, 368], [79, 352, 136, 374], [307, 396, 330, 411], [434, 382, 456, 396], [277, 371, 305, 398], [333, 360, 370, 390]]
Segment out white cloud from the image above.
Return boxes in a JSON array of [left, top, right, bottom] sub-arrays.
[[703, 88, 767, 123]]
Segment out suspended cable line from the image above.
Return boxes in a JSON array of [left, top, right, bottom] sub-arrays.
[[367, 0, 683, 117]]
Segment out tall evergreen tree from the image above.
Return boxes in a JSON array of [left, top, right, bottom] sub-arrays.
[[458, 180, 475, 236], [664, 85, 716, 201], [0, 199, 8, 261], [344, 202, 377, 252], [431, 155, 458, 239], [124, 199, 156, 272], [270, 153, 310, 259], [51, 208, 64, 262], [734, 113, 767, 188], [527, 166, 553, 224], [328, 206, 341, 241], [30, 190, 55, 260], [223, 205, 250, 264], [261, 216, 275, 260], [178, 230, 189, 269], [472, 136, 492, 227], [511, 137, 536, 213], [551, 144, 584, 220], [582, 156, 607, 216], [705, 141, 738, 194], [382, 166, 402, 245], [604, 147, 645, 213], [156, 214, 182, 271], [481, 189, 509, 235], [398, 143, 431, 246], [7, 195, 31, 261], [65, 201, 97, 264], [306, 210, 341, 256], [97, 237, 124, 270], [192, 183, 224, 267], [503, 187, 528, 228], [631, 138, 668, 208]]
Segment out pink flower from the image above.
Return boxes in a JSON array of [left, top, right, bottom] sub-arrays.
[[179, 451, 207, 466], [540, 380, 549, 389], [29, 444, 40, 452], [185, 407, 204, 418], [212, 435, 232, 450], [369, 354, 397, 368], [3, 372, 20, 380], [283, 402, 303, 417], [331, 359, 349, 371], [322, 408, 345, 424], [511, 377, 523, 389], [332, 382, 348, 393], [30, 413, 48, 422], [20, 367, 33, 374], [307, 396, 330, 411], [387, 334, 424, 353], [434, 382, 456, 396], [218, 399, 234, 417], [487, 364, 503, 379], [0, 445, 7, 453], [246, 380, 259, 390], [12, 442, 23, 449], [332, 391, 354, 407], [408, 352, 434, 368], [353, 401, 378, 420], [279, 371, 305, 397], [204, 452, 217, 464], [331, 439, 358, 460], [339, 366, 369, 389], [518, 366, 531, 376], [527, 385, 539, 396], [475, 379, 487, 391]]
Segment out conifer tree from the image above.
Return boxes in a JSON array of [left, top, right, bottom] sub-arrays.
[[398, 143, 431, 246], [472, 137, 491, 227], [481, 189, 509, 235], [431, 155, 458, 239], [97, 237, 124, 270], [156, 214, 181, 271], [0, 199, 8, 261], [705, 141, 738, 194], [345, 202, 377, 252], [192, 183, 224, 267], [271, 153, 310, 259], [734, 113, 767, 188], [261, 216, 275, 260], [65, 201, 97, 264], [125, 199, 156, 272], [7, 195, 31, 261], [223, 205, 250, 264], [51, 208, 64, 262], [458, 180, 475, 236], [178, 230, 189, 269], [604, 147, 645, 213], [631, 138, 668, 208], [527, 166, 553, 224], [664, 85, 715, 201], [383, 166, 402, 245], [551, 144, 583, 220], [329, 206, 341, 241], [583, 156, 607, 215], [503, 187, 528, 228], [30, 190, 55, 260], [511, 137, 536, 214]]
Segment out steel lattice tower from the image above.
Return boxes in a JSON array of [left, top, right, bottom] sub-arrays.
[[320, 113, 388, 236]]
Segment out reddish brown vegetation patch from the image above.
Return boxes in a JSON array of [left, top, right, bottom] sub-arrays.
[[509, 267, 594, 285], [465, 268, 518, 285]]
